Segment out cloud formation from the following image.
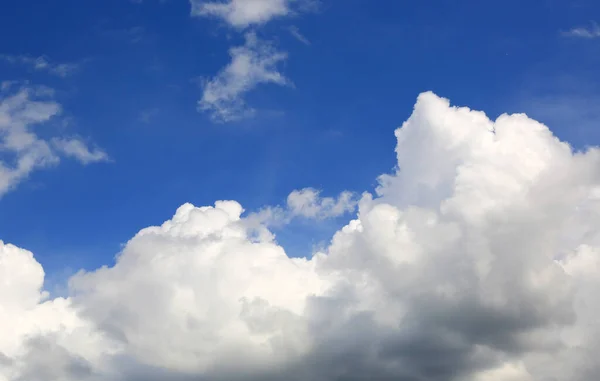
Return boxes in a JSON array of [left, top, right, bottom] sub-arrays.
[[562, 22, 600, 38], [288, 25, 310, 45], [190, 0, 314, 28], [2, 92, 600, 380], [0, 84, 109, 197], [245, 188, 358, 232], [0, 55, 80, 77], [199, 32, 289, 122], [286, 188, 357, 219], [191, 0, 315, 123], [51, 138, 110, 165]]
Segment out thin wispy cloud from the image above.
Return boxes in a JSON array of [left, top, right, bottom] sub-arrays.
[[562, 22, 600, 38], [51, 138, 110, 165], [0, 55, 80, 77], [198, 32, 290, 122], [288, 25, 311, 45], [137, 108, 160, 123], [189, 1, 319, 123], [0, 84, 109, 197]]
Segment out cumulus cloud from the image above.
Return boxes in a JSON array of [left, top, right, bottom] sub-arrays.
[[562, 22, 600, 39], [244, 188, 358, 232], [286, 188, 357, 219], [0, 55, 80, 77], [199, 32, 289, 122], [3, 92, 600, 380], [0, 85, 109, 197], [190, 0, 316, 28]]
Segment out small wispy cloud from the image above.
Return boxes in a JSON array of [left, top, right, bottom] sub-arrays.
[[189, 1, 318, 124], [288, 25, 311, 45], [198, 32, 290, 123], [138, 108, 160, 123], [562, 22, 600, 39], [51, 138, 110, 165], [0, 84, 109, 197], [127, 26, 146, 43], [0, 55, 80, 77]]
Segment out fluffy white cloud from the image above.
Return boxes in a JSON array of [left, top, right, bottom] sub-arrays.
[[244, 188, 357, 232], [190, 0, 315, 28], [286, 188, 357, 219], [562, 22, 600, 39], [0, 85, 109, 197], [199, 32, 289, 122], [2, 92, 600, 380], [0, 55, 79, 77]]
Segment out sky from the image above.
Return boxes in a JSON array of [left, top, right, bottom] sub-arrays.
[[1, 1, 600, 380]]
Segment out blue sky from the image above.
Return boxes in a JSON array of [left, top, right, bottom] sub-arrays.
[[1, 0, 599, 284]]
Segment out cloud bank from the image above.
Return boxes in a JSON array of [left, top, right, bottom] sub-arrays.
[[2, 92, 600, 380], [0, 84, 109, 197]]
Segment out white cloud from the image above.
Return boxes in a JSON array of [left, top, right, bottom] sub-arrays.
[[0, 55, 80, 77], [190, 0, 316, 122], [288, 25, 310, 45], [199, 32, 289, 122], [0, 85, 109, 197], [3, 92, 600, 380], [243, 188, 358, 232], [190, 0, 315, 28], [562, 22, 600, 38], [51, 138, 110, 165], [190, 0, 314, 123], [286, 188, 357, 219]]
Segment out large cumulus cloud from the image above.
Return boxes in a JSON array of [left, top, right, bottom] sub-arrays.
[[2, 92, 600, 380]]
